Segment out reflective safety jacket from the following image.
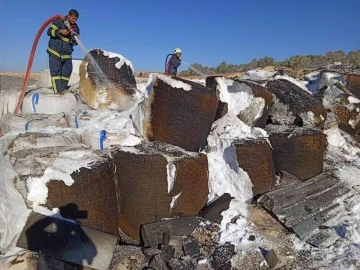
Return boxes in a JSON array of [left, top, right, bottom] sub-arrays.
[[46, 17, 80, 60]]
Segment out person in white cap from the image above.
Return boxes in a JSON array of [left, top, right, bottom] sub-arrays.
[[166, 48, 182, 76]]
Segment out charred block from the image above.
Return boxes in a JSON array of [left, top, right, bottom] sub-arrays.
[[198, 193, 233, 224], [235, 79, 274, 128], [334, 94, 360, 142], [266, 79, 327, 127], [79, 49, 136, 111], [45, 154, 118, 235], [234, 138, 276, 195], [211, 243, 236, 270], [112, 142, 208, 242], [141, 216, 200, 249], [265, 126, 326, 181], [144, 75, 218, 152], [206, 76, 273, 128], [346, 74, 360, 99], [182, 236, 200, 257]]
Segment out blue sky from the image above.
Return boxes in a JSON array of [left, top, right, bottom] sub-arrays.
[[1, 0, 359, 73]]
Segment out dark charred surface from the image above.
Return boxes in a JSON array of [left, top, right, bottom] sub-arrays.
[[170, 154, 208, 216], [266, 79, 327, 127], [87, 49, 136, 94], [198, 193, 233, 224], [205, 76, 228, 122], [145, 77, 218, 152], [266, 127, 326, 181], [346, 74, 360, 99], [211, 243, 236, 270], [112, 145, 208, 242], [206, 76, 273, 127], [173, 76, 214, 94], [140, 217, 200, 248], [45, 156, 118, 236], [334, 94, 360, 142], [205, 76, 221, 98], [234, 138, 276, 195], [265, 125, 325, 137], [113, 149, 170, 241]]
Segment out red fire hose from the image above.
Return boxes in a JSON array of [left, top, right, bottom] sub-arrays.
[[13, 14, 64, 114]]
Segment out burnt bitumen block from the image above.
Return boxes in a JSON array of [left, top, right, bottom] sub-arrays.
[[79, 49, 136, 111], [143, 75, 218, 152], [113, 142, 207, 242], [198, 193, 233, 224], [266, 79, 327, 127], [234, 138, 276, 195], [182, 236, 200, 257], [141, 216, 200, 249], [265, 126, 325, 181]]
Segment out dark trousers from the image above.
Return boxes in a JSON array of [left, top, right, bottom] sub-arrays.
[[49, 55, 72, 94]]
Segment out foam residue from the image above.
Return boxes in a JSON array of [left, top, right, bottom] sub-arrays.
[[325, 125, 360, 158], [240, 69, 276, 81], [274, 74, 312, 94], [26, 150, 100, 207], [102, 50, 134, 72], [189, 78, 206, 85], [209, 114, 267, 141], [322, 84, 344, 109], [170, 192, 182, 212], [167, 162, 177, 193], [215, 77, 254, 115], [348, 96, 360, 104], [206, 114, 267, 249], [304, 71, 321, 94], [319, 72, 346, 90], [157, 74, 192, 91], [310, 122, 360, 268]]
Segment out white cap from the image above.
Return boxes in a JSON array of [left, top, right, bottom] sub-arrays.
[[174, 48, 182, 53]]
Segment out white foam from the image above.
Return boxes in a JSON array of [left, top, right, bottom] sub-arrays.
[[348, 96, 360, 104], [241, 70, 276, 81], [274, 74, 313, 94], [26, 150, 101, 207], [319, 72, 346, 89], [157, 74, 192, 91], [102, 50, 134, 72], [215, 77, 254, 115], [167, 162, 177, 193], [170, 192, 182, 212], [206, 114, 267, 249]]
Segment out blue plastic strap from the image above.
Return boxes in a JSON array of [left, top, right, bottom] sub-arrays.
[[99, 130, 107, 150], [31, 93, 40, 113], [74, 115, 79, 128], [74, 111, 88, 129], [25, 117, 48, 131]]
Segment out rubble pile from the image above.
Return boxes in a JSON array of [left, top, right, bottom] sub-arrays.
[[1, 51, 360, 269]]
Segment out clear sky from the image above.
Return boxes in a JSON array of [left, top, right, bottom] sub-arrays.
[[0, 0, 359, 73]]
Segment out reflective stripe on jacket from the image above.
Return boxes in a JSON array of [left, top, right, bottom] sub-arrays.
[[46, 18, 80, 60]]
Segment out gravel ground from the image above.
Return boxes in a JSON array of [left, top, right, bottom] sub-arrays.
[[0, 75, 36, 90]]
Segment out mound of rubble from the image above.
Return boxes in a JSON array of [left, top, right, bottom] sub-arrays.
[[1, 52, 360, 270]]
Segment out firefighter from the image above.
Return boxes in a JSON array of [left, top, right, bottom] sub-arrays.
[[166, 48, 182, 76], [46, 9, 80, 94]]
